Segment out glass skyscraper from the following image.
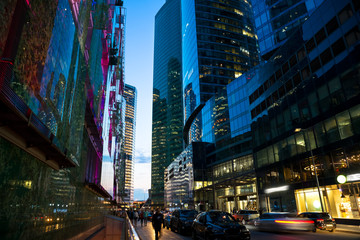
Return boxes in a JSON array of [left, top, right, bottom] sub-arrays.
[[123, 84, 137, 203], [152, 0, 183, 207], [251, 0, 324, 59], [182, 0, 259, 143]]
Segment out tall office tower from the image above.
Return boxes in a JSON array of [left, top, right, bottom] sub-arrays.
[[123, 84, 137, 203], [182, 0, 259, 144], [152, 0, 183, 207], [251, 0, 324, 59]]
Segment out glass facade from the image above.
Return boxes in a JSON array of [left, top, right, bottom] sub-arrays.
[[251, 0, 324, 59], [249, 0, 360, 218], [152, 0, 183, 206], [0, 0, 126, 238], [182, 0, 259, 143]]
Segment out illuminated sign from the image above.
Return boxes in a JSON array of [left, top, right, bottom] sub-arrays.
[[264, 185, 289, 194], [347, 173, 360, 182]]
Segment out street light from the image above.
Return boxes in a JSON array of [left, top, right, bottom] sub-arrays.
[[294, 127, 325, 212]]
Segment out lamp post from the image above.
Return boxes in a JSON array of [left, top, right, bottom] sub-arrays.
[[294, 128, 325, 212]]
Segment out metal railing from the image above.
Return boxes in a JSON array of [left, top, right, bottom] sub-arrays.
[[124, 213, 140, 240]]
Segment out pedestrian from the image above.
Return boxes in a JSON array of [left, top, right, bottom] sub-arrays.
[[139, 210, 145, 226], [133, 210, 139, 227], [144, 210, 148, 226], [152, 208, 164, 240]]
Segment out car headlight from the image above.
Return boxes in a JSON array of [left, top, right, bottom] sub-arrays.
[[241, 227, 250, 233]]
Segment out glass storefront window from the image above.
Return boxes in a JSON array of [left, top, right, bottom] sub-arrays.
[[331, 148, 348, 170]]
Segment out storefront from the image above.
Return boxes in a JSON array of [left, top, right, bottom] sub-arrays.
[[295, 183, 360, 219]]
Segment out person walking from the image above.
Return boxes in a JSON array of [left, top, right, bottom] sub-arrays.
[[152, 208, 163, 240], [139, 210, 144, 226], [144, 210, 148, 226], [133, 210, 139, 227]]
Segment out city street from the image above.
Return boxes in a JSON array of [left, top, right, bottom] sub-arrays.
[[135, 224, 360, 240]]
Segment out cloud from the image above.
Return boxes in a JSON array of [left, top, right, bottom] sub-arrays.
[[135, 149, 151, 163]]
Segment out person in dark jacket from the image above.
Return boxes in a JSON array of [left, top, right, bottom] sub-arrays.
[[152, 208, 163, 240]]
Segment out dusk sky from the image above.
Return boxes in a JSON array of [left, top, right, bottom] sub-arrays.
[[124, 0, 166, 200]]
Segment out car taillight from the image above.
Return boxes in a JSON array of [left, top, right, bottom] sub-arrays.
[[332, 219, 335, 222], [316, 219, 324, 222], [275, 220, 313, 224]]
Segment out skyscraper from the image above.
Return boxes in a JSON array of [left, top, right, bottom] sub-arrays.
[[152, 0, 183, 207], [251, 0, 324, 59], [123, 84, 137, 202], [182, 0, 259, 143]]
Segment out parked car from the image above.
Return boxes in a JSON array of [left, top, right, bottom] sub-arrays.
[[233, 210, 260, 225], [170, 209, 198, 234], [192, 210, 251, 240], [254, 212, 314, 232], [297, 212, 336, 232], [163, 212, 172, 229]]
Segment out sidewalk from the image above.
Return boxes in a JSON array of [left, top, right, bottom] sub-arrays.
[[88, 216, 124, 240], [134, 223, 191, 240]]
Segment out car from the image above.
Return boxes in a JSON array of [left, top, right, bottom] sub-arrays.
[[192, 210, 250, 240], [297, 212, 336, 232], [170, 209, 198, 234], [254, 212, 314, 232], [233, 210, 260, 225], [163, 212, 172, 229]]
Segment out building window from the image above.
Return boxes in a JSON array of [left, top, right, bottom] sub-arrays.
[[310, 57, 321, 73], [338, 4, 353, 25], [320, 48, 333, 65], [331, 38, 346, 57], [350, 105, 360, 134], [353, 0, 360, 11], [315, 28, 327, 45], [297, 47, 306, 61], [336, 111, 354, 139], [305, 38, 316, 53], [345, 27, 360, 47], [293, 72, 301, 86], [301, 66, 310, 80], [282, 62, 289, 74], [289, 55, 297, 68], [324, 117, 340, 143], [326, 17, 339, 35]]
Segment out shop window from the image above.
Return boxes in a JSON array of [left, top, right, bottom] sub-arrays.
[[345, 27, 360, 47], [305, 38, 316, 53], [310, 57, 321, 73], [297, 47, 306, 61], [338, 4, 353, 25], [331, 148, 347, 170], [284, 163, 292, 183], [349, 104, 360, 134], [320, 48, 333, 65], [282, 62, 289, 74], [308, 91, 320, 117], [315, 28, 327, 45], [336, 111, 354, 140], [353, 0, 360, 11], [326, 17, 339, 35], [317, 84, 330, 112], [324, 117, 340, 143], [301, 66, 311, 80], [293, 72, 301, 86], [289, 55, 297, 68], [314, 122, 327, 147], [345, 143, 360, 170], [331, 38, 346, 57]]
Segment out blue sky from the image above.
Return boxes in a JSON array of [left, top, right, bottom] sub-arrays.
[[124, 0, 166, 200]]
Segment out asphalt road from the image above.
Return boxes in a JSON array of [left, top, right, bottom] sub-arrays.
[[137, 224, 360, 240]]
